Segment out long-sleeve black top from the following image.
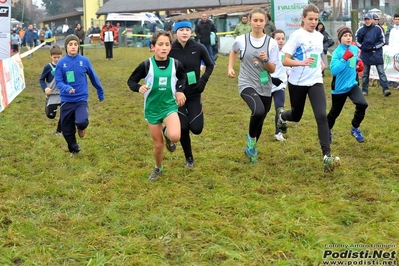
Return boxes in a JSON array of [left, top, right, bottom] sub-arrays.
[[127, 56, 186, 93], [169, 38, 214, 99]]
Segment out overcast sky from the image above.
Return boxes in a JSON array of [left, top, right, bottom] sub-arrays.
[[33, 0, 43, 8]]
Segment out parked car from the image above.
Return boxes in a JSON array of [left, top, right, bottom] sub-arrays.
[[53, 26, 63, 36]]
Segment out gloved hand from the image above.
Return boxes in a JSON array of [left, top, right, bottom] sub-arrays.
[[195, 79, 206, 93], [356, 60, 364, 72], [342, 49, 354, 61], [271, 77, 283, 87]]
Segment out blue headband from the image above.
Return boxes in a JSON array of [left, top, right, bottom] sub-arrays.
[[174, 21, 192, 33]]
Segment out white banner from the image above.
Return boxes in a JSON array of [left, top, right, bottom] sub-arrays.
[[271, 0, 309, 37], [0, 0, 11, 60], [369, 46, 399, 82], [0, 53, 26, 112]]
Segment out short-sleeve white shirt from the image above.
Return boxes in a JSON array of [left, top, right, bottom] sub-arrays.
[[282, 28, 324, 86]]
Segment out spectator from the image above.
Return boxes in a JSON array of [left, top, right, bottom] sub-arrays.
[[316, 21, 334, 76], [10, 30, 21, 54], [66, 25, 74, 35], [19, 27, 25, 47], [45, 26, 53, 46], [92, 25, 101, 34], [87, 25, 94, 35], [39, 27, 46, 44], [233, 14, 251, 37], [33, 27, 38, 46], [74, 23, 85, 55], [388, 14, 399, 48], [100, 21, 117, 60], [195, 13, 217, 63], [355, 13, 390, 97], [387, 14, 399, 89], [372, 14, 385, 34], [264, 13, 276, 36]]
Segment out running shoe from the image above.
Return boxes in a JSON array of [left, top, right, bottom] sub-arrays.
[[277, 107, 288, 134], [274, 132, 286, 141], [78, 129, 85, 138], [351, 127, 364, 143], [323, 155, 341, 172], [149, 167, 163, 182], [163, 126, 176, 152], [185, 157, 194, 168]]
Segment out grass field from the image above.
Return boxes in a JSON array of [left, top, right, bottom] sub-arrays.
[[0, 47, 398, 265]]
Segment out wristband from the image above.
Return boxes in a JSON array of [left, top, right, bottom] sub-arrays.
[[262, 58, 270, 63]]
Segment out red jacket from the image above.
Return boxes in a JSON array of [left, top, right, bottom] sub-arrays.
[[100, 25, 118, 43]]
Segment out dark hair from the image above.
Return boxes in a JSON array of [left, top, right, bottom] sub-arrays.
[[301, 4, 319, 27], [50, 44, 62, 55], [394, 14, 399, 19], [271, 29, 285, 38], [150, 30, 172, 46]]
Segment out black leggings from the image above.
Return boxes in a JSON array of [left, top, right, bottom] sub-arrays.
[[240, 87, 272, 141], [282, 83, 331, 156], [327, 85, 368, 129], [178, 96, 204, 160], [45, 103, 62, 133]]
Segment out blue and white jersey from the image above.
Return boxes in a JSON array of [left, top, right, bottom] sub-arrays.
[[282, 28, 324, 86]]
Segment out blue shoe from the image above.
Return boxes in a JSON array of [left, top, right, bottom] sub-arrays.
[[351, 127, 364, 143], [244, 134, 257, 163], [244, 147, 257, 164], [245, 134, 258, 156]]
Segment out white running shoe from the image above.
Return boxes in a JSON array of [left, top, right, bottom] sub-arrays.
[[274, 132, 286, 141]]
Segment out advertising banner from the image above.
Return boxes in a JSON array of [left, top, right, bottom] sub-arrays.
[[271, 0, 309, 37], [370, 46, 399, 82], [0, 54, 26, 112], [0, 0, 11, 60]]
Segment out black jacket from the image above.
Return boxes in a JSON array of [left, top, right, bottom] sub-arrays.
[[169, 38, 214, 99], [195, 19, 216, 45]]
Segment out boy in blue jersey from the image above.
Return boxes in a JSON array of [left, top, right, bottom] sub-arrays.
[[55, 34, 105, 155], [328, 26, 368, 143]]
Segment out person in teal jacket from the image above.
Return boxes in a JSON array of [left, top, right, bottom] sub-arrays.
[[327, 26, 368, 143]]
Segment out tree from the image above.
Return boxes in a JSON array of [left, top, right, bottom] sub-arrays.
[[41, 0, 83, 16], [41, 0, 64, 16], [11, 1, 32, 26]]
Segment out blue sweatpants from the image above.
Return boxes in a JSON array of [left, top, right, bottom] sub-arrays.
[[60, 101, 89, 152]]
